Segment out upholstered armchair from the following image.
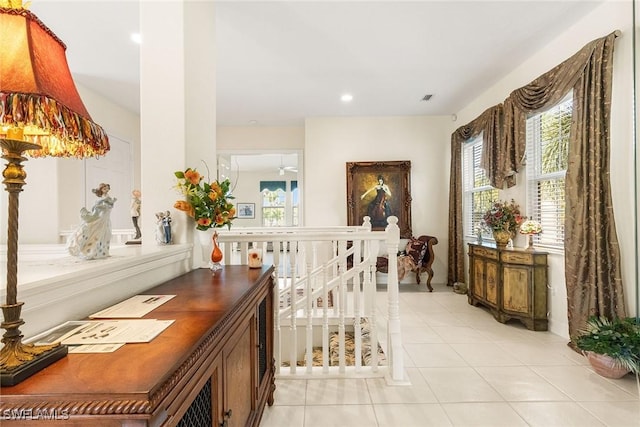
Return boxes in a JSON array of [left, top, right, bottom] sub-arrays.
[[376, 235, 439, 291]]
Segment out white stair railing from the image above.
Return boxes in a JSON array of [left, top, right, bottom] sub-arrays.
[[216, 216, 404, 382]]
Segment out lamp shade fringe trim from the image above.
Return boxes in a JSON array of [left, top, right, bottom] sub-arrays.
[[0, 92, 109, 158]]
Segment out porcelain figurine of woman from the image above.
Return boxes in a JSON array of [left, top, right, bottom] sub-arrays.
[[130, 189, 142, 239], [67, 183, 117, 260]]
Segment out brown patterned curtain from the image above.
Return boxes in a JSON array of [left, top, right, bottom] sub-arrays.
[[447, 136, 464, 286], [565, 32, 626, 340], [503, 31, 625, 340], [447, 105, 503, 286]]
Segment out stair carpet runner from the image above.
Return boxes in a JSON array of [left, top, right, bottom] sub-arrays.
[[282, 318, 386, 367]]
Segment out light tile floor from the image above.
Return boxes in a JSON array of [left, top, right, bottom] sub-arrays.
[[260, 283, 640, 427]]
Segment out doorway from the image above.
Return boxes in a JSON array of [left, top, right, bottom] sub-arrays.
[[218, 150, 303, 227]]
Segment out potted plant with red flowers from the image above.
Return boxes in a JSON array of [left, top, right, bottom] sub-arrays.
[[482, 199, 525, 248]]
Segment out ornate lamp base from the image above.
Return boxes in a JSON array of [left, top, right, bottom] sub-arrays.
[[525, 234, 535, 250], [1, 343, 67, 386], [0, 138, 68, 386]]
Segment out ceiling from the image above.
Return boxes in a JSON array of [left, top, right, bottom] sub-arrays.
[[26, 0, 603, 172]]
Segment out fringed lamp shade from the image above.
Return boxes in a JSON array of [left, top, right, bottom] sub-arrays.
[[0, 7, 109, 157]]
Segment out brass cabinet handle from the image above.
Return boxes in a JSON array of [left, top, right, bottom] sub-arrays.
[[220, 409, 233, 427]]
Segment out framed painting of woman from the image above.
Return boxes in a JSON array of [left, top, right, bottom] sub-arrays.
[[346, 160, 412, 238]]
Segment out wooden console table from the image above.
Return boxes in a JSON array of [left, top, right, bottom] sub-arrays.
[[0, 266, 275, 426], [467, 243, 548, 331]]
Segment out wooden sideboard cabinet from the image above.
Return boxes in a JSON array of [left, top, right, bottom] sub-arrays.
[[468, 243, 548, 331], [0, 266, 275, 427]]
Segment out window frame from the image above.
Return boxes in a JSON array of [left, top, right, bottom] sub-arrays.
[[525, 95, 572, 250], [462, 134, 499, 241], [260, 185, 286, 227]]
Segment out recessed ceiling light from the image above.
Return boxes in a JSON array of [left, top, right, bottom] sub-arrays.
[[131, 33, 142, 44], [248, 120, 258, 125], [341, 93, 353, 102]]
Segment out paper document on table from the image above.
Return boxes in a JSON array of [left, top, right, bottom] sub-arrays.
[[89, 295, 176, 318], [26, 321, 91, 345], [68, 343, 125, 353], [60, 319, 174, 345]]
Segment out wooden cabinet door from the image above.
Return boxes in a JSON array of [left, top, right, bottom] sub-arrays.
[[211, 355, 223, 427], [502, 265, 529, 314], [471, 257, 485, 299], [224, 317, 255, 427], [485, 261, 499, 305], [256, 295, 272, 402]]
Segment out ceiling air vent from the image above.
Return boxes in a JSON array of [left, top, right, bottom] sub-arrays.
[[421, 94, 433, 101]]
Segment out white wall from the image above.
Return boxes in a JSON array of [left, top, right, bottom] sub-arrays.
[[217, 126, 304, 151], [453, 0, 637, 337], [305, 116, 452, 285]]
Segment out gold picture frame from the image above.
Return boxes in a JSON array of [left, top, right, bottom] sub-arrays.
[[346, 160, 412, 238]]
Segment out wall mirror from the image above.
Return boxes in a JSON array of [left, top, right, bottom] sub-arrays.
[[217, 151, 303, 227]]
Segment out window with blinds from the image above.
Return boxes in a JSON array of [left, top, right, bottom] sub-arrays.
[[462, 134, 499, 239], [260, 181, 286, 227], [525, 96, 572, 249]]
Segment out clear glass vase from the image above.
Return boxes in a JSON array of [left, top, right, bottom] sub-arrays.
[[197, 229, 223, 271]]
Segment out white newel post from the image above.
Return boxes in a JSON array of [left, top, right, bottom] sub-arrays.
[[385, 216, 406, 383]]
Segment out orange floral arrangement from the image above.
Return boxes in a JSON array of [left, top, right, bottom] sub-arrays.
[[174, 167, 235, 231]]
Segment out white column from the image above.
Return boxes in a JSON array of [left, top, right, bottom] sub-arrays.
[[185, 1, 217, 171], [139, 1, 217, 249]]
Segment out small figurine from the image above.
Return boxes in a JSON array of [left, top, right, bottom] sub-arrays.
[[155, 212, 165, 245], [126, 189, 142, 245], [155, 211, 172, 245], [130, 190, 141, 239], [67, 183, 117, 260], [162, 210, 172, 244]]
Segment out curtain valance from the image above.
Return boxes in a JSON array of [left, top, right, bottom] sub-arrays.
[[503, 30, 621, 180], [452, 105, 505, 188], [260, 181, 286, 192]]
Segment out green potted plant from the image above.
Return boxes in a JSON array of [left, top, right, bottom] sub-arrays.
[[575, 316, 640, 379]]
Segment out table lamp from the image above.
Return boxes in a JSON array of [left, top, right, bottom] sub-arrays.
[[519, 219, 543, 251], [0, 1, 109, 385]]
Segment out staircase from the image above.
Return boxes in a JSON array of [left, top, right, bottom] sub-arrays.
[[216, 216, 406, 382], [283, 318, 386, 368]]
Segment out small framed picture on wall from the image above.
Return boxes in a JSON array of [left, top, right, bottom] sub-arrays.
[[237, 203, 255, 219]]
